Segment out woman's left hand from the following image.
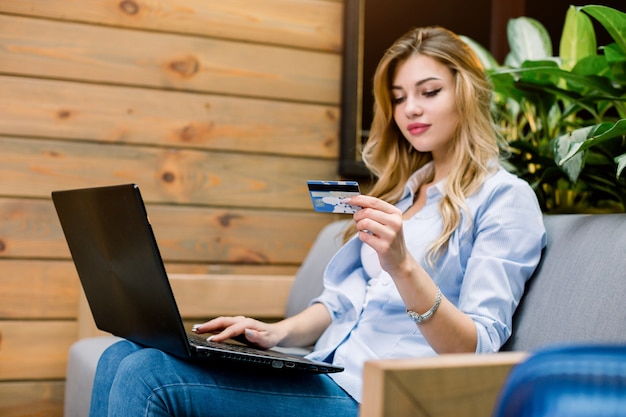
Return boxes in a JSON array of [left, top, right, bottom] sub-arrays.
[[347, 195, 412, 277]]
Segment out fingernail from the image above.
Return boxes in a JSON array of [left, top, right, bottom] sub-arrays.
[[206, 335, 214, 342], [245, 329, 254, 337], [192, 324, 201, 333]]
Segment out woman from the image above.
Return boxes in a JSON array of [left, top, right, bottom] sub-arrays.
[[90, 26, 545, 416]]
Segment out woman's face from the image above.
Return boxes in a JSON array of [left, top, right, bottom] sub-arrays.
[[391, 54, 459, 161]]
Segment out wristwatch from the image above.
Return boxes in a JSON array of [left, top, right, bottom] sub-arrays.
[[406, 287, 442, 323]]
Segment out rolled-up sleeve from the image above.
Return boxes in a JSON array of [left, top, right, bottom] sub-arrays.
[[458, 176, 546, 353]]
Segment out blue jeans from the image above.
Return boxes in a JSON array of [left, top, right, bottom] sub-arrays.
[[89, 340, 359, 417]]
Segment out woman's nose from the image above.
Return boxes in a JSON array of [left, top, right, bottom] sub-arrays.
[[404, 96, 423, 118]]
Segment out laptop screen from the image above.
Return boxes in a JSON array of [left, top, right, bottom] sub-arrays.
[[52, 184, 192, 357]]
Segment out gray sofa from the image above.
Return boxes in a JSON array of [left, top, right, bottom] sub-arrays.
[[501, 213, 626, 352], [64, 214, 626, 417]]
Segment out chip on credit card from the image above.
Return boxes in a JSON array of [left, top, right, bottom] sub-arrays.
[[307, 180, 361, 214]]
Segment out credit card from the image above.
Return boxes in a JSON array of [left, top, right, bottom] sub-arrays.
[[307, 180, 361, 213]]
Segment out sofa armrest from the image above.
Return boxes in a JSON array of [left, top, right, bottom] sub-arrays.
[[360, 351, 528, 417]]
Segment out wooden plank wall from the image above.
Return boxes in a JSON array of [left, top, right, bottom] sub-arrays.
[[0, 1, 345, 415]]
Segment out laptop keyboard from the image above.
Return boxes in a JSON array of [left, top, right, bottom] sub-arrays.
[[188, 333, 291, 359], [186, 332, 342, 373]]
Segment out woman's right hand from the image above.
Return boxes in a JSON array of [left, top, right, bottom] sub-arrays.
[[192, 316, 284, 349], [192, 303, 332, 350]]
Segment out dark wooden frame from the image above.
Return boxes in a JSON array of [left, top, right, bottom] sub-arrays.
[[339, 0, 370, 178]]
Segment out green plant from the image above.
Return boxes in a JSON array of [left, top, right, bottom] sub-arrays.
[[463, 5, 626, 212]]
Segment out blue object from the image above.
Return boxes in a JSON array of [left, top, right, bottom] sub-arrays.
[[493, 344, 626, 417]]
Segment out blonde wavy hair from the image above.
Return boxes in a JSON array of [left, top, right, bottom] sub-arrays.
[[345, 26, 500, 264]]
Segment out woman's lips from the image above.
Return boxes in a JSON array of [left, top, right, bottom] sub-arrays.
[[407, 123, 430, 135]]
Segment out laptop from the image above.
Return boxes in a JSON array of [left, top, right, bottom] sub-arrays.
[[52, 183, 342, 374]]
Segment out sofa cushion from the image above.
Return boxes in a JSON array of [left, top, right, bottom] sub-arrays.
[[502, 214, 626, 352], [64, 336, 121, 417], [284, 220, 350, 317]]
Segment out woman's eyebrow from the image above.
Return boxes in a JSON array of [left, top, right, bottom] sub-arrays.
[[415, 76, 441, 86], [392, 76, 442, 90]]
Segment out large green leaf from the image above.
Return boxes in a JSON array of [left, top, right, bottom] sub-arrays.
[[519, 60, 560, 83], [559, 119, 626, 166], [553, 128, 589, 182], [513, 80, 600, 119], [604, 43, 626, 65], [560, 6, 596, 71], [488, 70, 527, 103], [491, 65, 621, 96], [616, 153, 626, 178], [604, 43, 626, 84], [580, 5, 626, 55], [505, 17, 552, 68], [490, 5, 626, 209], [573, 55, 611, 78]]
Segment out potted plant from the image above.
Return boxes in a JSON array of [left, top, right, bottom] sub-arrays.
[[463, 5, 626, 212]]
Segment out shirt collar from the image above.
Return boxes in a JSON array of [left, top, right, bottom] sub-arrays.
[[401, 161, 446, 200]]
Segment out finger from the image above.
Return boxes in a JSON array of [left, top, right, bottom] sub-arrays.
[[209, 330, 255, 347], [241, 328, 272, 349], [355, 214, 400, 241], [349, 195, 397, 213], [191, 323, 205, 333], [351, 201, 403, 231], [210, 317, 268, 344], [208, 324, 249, 343], [192, 316, 245, 334]]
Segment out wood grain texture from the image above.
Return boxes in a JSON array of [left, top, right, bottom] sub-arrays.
[[0, 76, 340, 158], [0, 259, 300, 320], [0, 0, 343, 52], [1, 272, 293, 381], [0, 381, 64, 417], [361, 352, 528, 417], [0, 197, 338, 262], [0, 321, 76, 380], [170, 274, 293, 318], [0, 137, 339, 209], [0, 14, 341, 103], [76, 273, 296, 338], [0, 260, 78, 319], [0, 1, 345, 412]]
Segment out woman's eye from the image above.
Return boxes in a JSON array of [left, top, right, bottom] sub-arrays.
[[423, 88, 442, 98], [392, 96, 405, 105]]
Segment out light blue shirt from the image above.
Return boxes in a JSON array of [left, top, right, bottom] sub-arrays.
[[306, 163, 546, 402]]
